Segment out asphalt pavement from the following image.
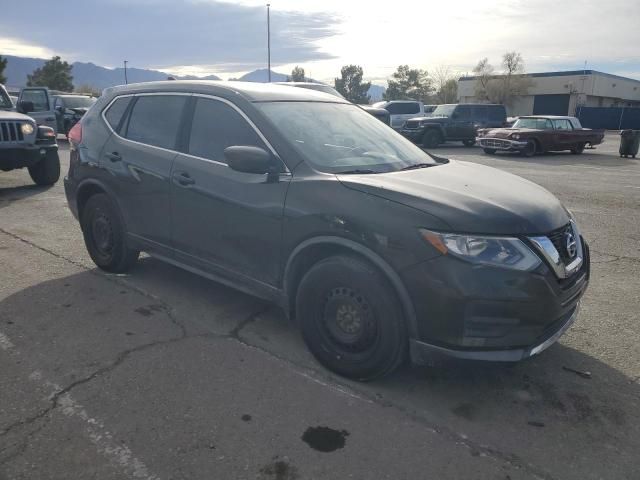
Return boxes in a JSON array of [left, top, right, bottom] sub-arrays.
[[1, 134, 638, 479]]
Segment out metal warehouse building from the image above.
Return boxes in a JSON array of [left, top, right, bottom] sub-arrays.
[[458, 70, 640, 117]]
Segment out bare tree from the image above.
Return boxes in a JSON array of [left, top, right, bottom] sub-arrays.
[[472, 58, 494, 101], [473, 53, 533, 106], [432, 65, 458, 104]]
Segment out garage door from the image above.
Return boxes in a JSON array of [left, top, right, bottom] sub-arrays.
[[533, 94, 570, 115]]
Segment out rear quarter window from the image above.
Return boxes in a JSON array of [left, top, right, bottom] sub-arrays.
[[104, 96, 132, 132]]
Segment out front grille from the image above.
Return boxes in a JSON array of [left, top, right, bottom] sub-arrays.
[[0, 121, 25, 143], [404, 120, 422, 129], [481, 138, 510, 148], [547, 223, 573, 263]]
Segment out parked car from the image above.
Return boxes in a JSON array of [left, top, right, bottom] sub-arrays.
[[401, 103, 507, 148], [275, 82, 390, 125], [65, 81, 589, 380], [0, 83, 60, 185], [372, 100, 431, 130], [477, 116, 605, 157], [53, 94, 97, 136], [15, 87, 58, 134]]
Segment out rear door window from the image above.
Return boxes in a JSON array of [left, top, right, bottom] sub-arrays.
[[472, 105, 489, 122], [552, 119, 572, 130], [188, 97, 266, 163], [104, 96, 133, 132], [400, 102, 420, 115], [20, 89, 49, 112], [125, 95, 187, 150], [455, 105, 472, 120], [488, 105, 506, 121]]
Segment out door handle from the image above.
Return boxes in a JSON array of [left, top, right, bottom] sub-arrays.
[[174, 171, 195, 186], [106, 151, 122, 162]]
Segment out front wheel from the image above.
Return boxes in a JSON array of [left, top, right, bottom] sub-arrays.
[[80, 193, 139, 273], [462, 139, 475, 147], [28, 150, 60, 185], [296, 255, 407, 381], [520, 139, 537, 158], [422, 130, 442, 149]]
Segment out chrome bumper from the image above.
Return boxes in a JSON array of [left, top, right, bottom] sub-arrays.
[[477, 137, 528, 150]]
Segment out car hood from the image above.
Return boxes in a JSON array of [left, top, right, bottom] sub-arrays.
[[481, 128, 539, 139], [0, 109, 33, 121], [337, 160, 568, 234], [361, 105, 388, 115]]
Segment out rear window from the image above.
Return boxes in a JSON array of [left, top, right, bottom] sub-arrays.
[[104, 97, 132, 132], [125, 95, 187, 150], [386, 102, 420, 115]]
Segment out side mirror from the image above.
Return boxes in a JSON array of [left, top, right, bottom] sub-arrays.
[[17, 100, 34, 114], [55, 105, 65, 113], [224, 146, 274, 174]]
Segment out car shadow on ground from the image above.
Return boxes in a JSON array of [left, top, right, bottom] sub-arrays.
[[0, 184, 56, 210], [1, 256, 638, 478]]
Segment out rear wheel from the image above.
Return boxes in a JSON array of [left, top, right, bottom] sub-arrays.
[[520, 139, 537, 158], [80, 193, 139, 273], [28, 150, 60, 186], [296, 255, 407, 381], [422, 129, 442, 149], [570, 142, 585, 154], [483, 148, 497, 155], [462, 139, 475, 147]]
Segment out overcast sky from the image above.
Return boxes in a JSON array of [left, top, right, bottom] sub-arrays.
[[1, 0, 639, 84]]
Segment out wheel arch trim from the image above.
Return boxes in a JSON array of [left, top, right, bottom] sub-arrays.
[[283, 236, 419, 339]]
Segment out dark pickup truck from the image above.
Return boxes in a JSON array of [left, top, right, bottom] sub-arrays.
[[477, 116, 605, 157]]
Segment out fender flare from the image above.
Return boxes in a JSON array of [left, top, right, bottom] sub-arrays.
[[75, 178, 132, 232], [283, 236, 419, 339]]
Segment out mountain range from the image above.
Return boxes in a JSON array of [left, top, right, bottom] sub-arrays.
[[1, 55, 385, 101]]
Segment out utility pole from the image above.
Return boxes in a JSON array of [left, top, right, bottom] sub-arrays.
[[124, 60, 128, 85], [267, 4, 271, 82]]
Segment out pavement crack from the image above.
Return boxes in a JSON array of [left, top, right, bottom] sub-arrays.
[[229, 304, 271, 339]]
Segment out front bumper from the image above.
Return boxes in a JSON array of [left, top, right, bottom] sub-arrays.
[[0, 142, 57, 171], [403, 238, 590, 363], [400, 128, 425, 143], [478, 137, 528, 151]]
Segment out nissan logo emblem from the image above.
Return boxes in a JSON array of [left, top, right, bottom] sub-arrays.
[[565, 230, 577, 259]]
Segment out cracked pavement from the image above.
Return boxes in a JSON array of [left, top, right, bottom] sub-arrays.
[[1, 137, 639, 479]]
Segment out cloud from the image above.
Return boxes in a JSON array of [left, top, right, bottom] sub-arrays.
[[0, 0, 340, 71]]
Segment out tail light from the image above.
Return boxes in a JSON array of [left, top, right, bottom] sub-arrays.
[[68, 122, 82, 145]]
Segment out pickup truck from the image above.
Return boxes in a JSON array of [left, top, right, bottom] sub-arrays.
[[477, 115, 605, 157], [371, 100, 435, 130], [0, 83, 60, 185]]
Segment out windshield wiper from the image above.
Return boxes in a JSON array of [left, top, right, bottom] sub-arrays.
[[334, 169, 378, 175], [400, 163, 436, 171]]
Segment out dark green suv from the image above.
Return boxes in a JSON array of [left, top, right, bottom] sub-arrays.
[[401, 103, 506, 148]]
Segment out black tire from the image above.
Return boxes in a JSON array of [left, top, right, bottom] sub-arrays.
[[462, 139, 475, 147], [296, 255, 407, 381], [28, 150, 60, 186], [80, 193, 139, 273], [570, 143, 585, 154], [483, 148, 497, 155], [520, 139, 537, 158], [422, 129, 442, 149]]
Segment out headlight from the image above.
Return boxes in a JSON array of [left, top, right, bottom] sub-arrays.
[[21, 123, 35, 135], [511, 133, 520, 140], [419, 229, 541, 271]]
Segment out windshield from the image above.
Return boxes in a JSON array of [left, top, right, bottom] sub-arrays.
[[62, 96, 96, 109], [513, 118, 552, 129], [256, 102, 438, 174], [0, 89, 12, 109], [431, 104, 456, 117]]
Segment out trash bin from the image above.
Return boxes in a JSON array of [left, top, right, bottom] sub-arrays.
[[619, 130, 640, 158]]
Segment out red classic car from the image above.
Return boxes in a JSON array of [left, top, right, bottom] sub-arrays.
[[477, 116, 605, 157]]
